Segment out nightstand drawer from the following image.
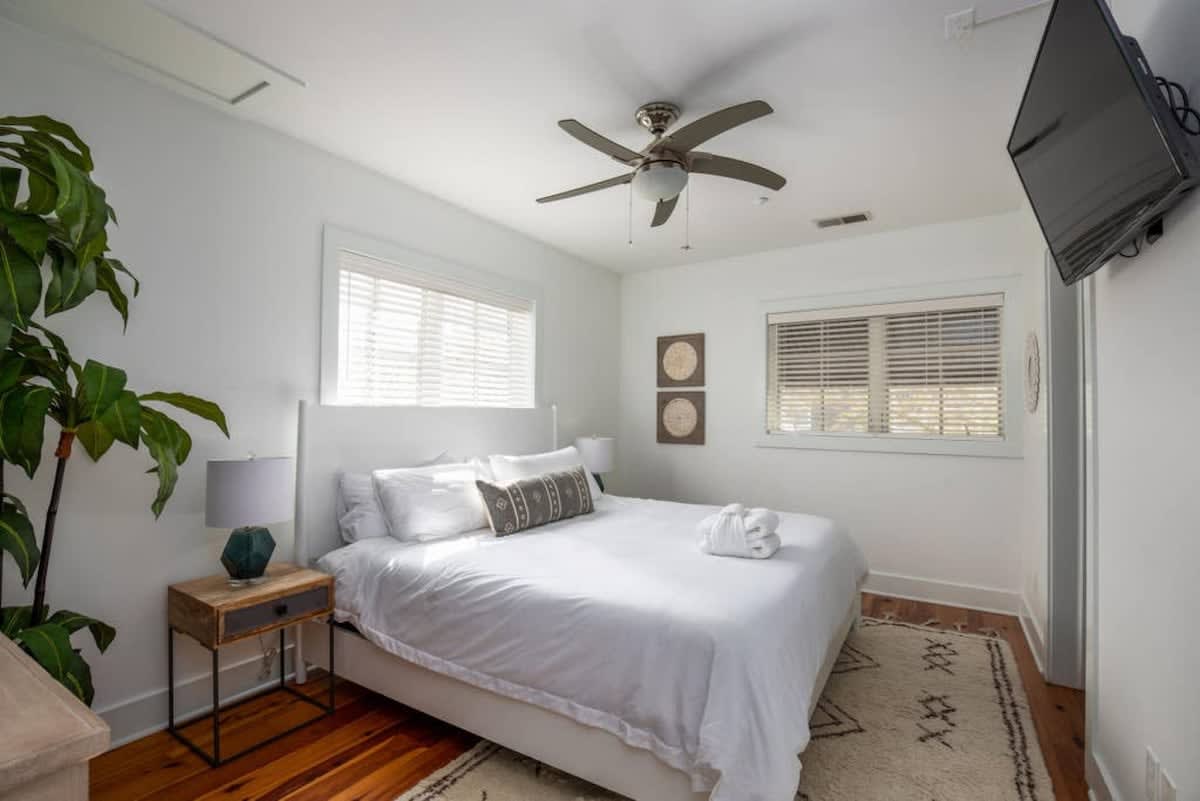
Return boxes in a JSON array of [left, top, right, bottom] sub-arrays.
[[221, 585, 331, 642]]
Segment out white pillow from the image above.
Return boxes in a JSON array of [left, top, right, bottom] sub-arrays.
[[336, 451, 457, 543], [488, 446, 603, 499], [372, 460, 489, 542], [336, 472, 390, 543]]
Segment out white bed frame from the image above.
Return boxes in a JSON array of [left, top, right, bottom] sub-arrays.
[[293, 400, 858, 801]]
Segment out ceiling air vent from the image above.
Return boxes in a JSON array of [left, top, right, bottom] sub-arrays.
[[815, 212, 873, 229], [0, 0, 305, 108]]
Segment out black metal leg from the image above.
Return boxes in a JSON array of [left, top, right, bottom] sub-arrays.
[[328, 617, 336, 710], [167, 627, 175, 731], [167, 620, 335, 768], [212, 648, 220, 764]]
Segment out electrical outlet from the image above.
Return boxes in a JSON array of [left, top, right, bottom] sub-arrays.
[[1146, 748, 1160, 801], [1160, 769, 1177, 801], [945, 9, 976, 40]]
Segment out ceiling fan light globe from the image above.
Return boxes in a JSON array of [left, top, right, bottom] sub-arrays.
[[633, 161, 688, 202]]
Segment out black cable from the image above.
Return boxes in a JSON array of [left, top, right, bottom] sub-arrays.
[[1156, 77, 1200, 136]]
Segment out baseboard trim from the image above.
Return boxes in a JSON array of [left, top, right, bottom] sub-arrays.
[[864, 571, 1020, 615], [97, 644, 294, 748], [1087, 749, 1121, 801], [1019, 593, 1047, 676]]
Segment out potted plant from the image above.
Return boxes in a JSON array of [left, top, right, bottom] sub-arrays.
[[0, 116, 228, 703]]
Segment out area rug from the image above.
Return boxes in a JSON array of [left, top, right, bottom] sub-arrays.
[[396, 618, 1054, 801]]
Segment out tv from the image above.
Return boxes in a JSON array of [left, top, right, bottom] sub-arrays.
[[1008, 0, 1199, 285]]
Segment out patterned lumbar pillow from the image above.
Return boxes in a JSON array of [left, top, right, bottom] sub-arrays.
[[476, 467, 594, 536]]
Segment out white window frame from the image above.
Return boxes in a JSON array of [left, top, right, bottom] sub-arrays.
[[319, 225, 543, 407], [755, 276, 1023, 458]]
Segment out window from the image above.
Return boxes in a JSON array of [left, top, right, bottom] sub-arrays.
[[321, 229, 537, 407], [765, 292, 1008, 450]]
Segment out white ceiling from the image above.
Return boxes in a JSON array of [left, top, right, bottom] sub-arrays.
[[110, 1, 1050, 271]]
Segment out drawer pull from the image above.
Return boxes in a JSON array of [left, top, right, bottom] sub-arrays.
[[274, 603, 289, 617]]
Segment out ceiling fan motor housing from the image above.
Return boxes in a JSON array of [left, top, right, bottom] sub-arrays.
[[635, 102, 681, 136]]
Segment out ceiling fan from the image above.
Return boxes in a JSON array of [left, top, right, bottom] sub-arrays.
[[536, 100, 787, 228]]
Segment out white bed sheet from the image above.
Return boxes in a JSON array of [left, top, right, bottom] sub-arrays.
[[317, 495, 867, 801]]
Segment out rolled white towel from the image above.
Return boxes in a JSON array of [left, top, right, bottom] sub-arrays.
[[699, 531, 781, 559], [743, 507, 779, 540], [697, 504, 750, 556]]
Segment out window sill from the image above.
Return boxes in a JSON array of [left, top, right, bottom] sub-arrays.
[[754, 432, 1022, 459]]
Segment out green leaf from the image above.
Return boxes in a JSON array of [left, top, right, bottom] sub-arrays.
[[63, 648, 95, 706], [0, 229, 42, 329], [7, 330, 69, 394], [105, 257, 139, 297], [101, 390, 140, 448], [0, 497, 38, 586], [0, 116, 94, 170], [1, 605, 32, 638], [46, 610, 116, 653], [23, 169, 56, 216], [140, 407, 192, 518], [44, 244, 97, 315], [0, 208, 49, 262], [95, 259, 129, 328], [0, 355, 23, 394], [0, 167, 18, 208], [77, 390, 140, 461], [46, 148, 107, 252], [0, 319, 11, 353], [0, 385, 51, 478], [75, 420, 114, 462], [77, 360, 126, 422], [141, 392, 230, 437], [14, 622, 73, 682], [27, 323, 71, 370]]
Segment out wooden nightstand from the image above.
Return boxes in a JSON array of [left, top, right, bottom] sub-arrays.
[[166, 562, 335, 766]]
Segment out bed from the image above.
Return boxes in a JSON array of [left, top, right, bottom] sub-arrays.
[[293, 402, 867, 801]]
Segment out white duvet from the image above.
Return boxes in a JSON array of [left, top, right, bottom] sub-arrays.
[[318, 495, 867, 801]]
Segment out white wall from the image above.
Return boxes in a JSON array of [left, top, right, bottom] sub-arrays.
[[614, 212, 1047, 610], [0, 21, 620, 743], [1017, 202, 1050, 669], [1089, 2, 1200, 799]]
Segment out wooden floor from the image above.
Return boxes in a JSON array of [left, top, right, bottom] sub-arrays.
[[92, 594, 1086, 801]]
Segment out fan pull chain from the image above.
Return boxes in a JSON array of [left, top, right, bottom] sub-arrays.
[[681, 185, 692, 251], [627, 181, 633, 246]]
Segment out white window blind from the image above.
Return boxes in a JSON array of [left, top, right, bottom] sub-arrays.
[[335, 249, 535, 407], [767, 294, 1004, 439]]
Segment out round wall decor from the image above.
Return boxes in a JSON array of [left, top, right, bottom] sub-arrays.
[[1024, 331, 1041, 413], [657, 391, 706, 445], [662, 341, 699, 383], [662, 397, 699, 438], [657, 333, 705, 387]]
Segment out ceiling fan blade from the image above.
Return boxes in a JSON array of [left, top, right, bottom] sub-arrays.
[[688, 153, 786, 191], [558, 120, 643, 165], [666, 101, 774, 152], [651, 195, 678, 227], [536, 173, 633, 204]]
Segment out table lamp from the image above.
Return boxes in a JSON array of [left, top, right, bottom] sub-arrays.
[[574, 436, 615, 493], [206, 456, 295, 586]]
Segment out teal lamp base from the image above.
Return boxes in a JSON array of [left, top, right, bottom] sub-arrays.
[[220, 526, 276, 586]]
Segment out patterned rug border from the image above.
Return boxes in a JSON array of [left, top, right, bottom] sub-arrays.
[[396, 616, 1046, 801]]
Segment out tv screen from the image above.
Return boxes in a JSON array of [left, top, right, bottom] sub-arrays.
[[1008, 0, 1195, 285]]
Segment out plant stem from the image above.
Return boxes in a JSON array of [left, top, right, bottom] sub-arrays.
[[0, 458, 5, 603], [30, 432, 73, 626]]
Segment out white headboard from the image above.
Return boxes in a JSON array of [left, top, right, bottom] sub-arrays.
[[294, 401, 558, 565]]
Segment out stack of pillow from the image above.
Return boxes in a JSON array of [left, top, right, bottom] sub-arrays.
[[335, 445, 602, 545]]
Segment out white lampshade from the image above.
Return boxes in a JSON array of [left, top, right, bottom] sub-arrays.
[[633, 161, 688, 202], [574, 436, 615, 474], [205, 457, 295, 529]]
